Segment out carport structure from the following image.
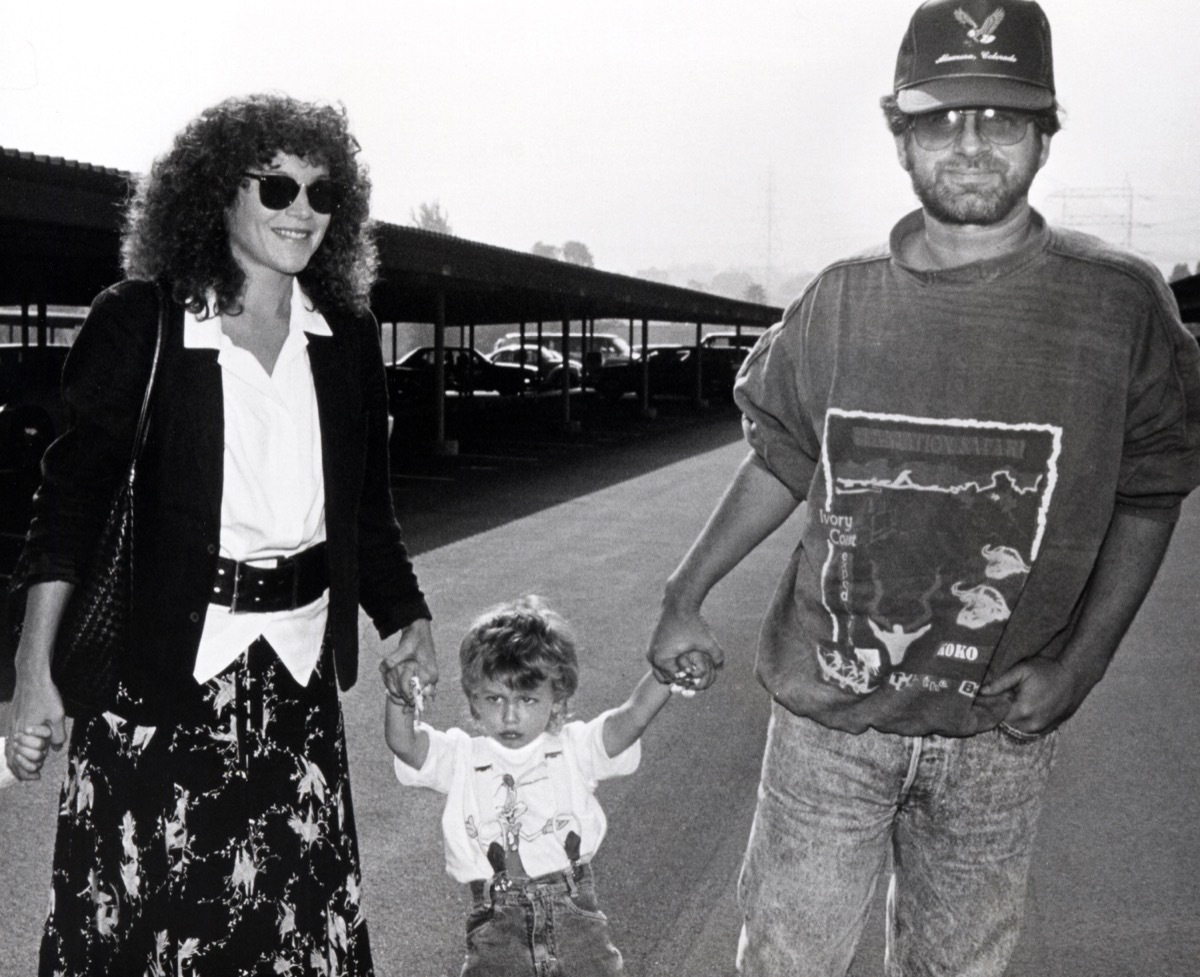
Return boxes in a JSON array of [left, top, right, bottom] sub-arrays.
[[1, 147, 782, 451]]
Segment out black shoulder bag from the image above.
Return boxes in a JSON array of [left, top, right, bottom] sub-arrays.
[[51, 285, 166, 715]]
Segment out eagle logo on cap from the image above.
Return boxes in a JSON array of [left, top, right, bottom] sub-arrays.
[[954, 7, 1005, 44]]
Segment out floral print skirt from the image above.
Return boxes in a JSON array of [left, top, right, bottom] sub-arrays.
[[39, 637, 374, 977]]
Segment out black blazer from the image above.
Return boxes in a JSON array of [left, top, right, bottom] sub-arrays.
[[18, 280, 430, 724]]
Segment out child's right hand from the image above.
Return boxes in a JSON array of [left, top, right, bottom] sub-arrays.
[[379, 618, 438, 711]]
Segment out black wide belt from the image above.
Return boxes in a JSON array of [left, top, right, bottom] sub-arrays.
[[210, 543, 329, 613]]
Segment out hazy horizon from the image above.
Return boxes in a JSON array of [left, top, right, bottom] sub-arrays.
[[3, 1, 1197, 286]]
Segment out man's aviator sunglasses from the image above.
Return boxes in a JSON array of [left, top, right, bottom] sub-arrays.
[[909, 108, 1035, 151], [241, 172, 343, 215]]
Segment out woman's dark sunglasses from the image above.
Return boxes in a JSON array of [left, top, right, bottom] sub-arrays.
[[241, 172, 343, 214]]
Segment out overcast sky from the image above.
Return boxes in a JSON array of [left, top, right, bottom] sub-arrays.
[[2, 1, 1198, 282]]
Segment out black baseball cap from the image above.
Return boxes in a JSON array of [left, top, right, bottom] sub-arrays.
[[894, 0, 1056, 113]]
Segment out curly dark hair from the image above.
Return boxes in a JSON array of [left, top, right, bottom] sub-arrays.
[[459, 596, 580, 707], [121, 93, 377, 316], [879, 93, 1063, 139]]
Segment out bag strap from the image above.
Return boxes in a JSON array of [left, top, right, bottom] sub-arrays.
[[125, 284, 166, 476]]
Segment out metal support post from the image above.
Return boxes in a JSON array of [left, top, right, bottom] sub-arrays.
[[640, 318, 654, 418], [433, 290, 457, 455]]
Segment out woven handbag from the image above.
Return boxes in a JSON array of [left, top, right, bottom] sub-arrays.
[[51, 285, 165, 716]]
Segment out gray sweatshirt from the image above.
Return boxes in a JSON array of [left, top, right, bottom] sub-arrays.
[[735, 209, 1200, 736]]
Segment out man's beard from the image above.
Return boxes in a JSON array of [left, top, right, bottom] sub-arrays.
[[906, 144, 1039, 226]]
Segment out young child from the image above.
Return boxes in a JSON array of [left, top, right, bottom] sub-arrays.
[[384, 595, 701, 977], [0, 724, 54, 788]]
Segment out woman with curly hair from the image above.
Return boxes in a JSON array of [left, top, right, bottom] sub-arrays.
[[6, 93, 438, 976]]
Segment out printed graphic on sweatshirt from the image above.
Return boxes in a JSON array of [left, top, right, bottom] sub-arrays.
[[814, 409, 1061, 698]]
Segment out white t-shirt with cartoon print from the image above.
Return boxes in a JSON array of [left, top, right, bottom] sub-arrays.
[[393, 710, 640, 883]]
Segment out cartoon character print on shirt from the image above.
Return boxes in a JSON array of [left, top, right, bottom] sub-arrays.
[[813, 409, 1061, 698], [465, 750, 577, 877]]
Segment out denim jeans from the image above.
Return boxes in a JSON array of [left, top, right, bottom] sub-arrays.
[[737, 704, 1059, 977], [461, 863, 624, 977]]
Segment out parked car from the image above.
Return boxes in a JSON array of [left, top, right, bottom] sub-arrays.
[[698, 330, 763, 375], [593, 344, 740, 403], [1170, 273, 1200, 337], [385, 345, 535, 404], [0, 344, 70, 473], [494, 331, 632, 366], [0, 343, 69, 421], [700, 329, 767, 352], [487, 345, 582, 389]]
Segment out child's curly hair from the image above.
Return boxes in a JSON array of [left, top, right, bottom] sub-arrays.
[[459, 596, 580, 709], [120, 92, 377, 316]]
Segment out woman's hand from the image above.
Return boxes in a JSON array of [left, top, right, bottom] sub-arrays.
[[379, 618, 438, 708], [8, 581, 73, 780], [4, 722, 55, 782], [7, 668, 65, 781]]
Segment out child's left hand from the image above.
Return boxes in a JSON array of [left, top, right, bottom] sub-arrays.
[[668, 650, 717, 697]]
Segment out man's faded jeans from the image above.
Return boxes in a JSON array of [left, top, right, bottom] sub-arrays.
[[737, 704, 1059, 977]]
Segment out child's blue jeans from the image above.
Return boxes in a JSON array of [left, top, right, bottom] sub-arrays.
[[737, 704, 1060, 977], [462, 863, 624, 977]]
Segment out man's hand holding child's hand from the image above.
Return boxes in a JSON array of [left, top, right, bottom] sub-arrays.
[[666, 649, 718, 697]]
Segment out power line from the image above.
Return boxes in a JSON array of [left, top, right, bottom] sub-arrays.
[[1045, 184, 1143, 248], [1043, 183, 1200, 267]]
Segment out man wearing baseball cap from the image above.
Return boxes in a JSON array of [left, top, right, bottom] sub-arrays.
[[649, 1, 1200, 974]]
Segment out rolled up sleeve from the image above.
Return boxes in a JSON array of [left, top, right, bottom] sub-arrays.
[[732, 315, 820, 500], [1115, 289, 1200, 521]]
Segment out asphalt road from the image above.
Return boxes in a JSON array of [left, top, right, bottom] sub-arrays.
[[2, 403, 1198, 975]]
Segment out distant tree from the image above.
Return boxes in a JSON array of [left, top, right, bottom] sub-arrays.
[[686, 279, 708, 292], [412, 201, 453, 234], [1169, 262, 1193, 282], [710, 270, 753, 300], [531, 241, 561, 260], [561, 241, 595, 268], [744, 282, 768, 304], [777, 271, 815, 302], [636, 267, 671, 284]]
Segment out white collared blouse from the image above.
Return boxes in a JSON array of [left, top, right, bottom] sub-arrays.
[[184, 280, 331, 686]]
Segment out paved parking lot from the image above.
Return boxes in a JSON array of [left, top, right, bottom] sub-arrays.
[[3, 395, 1198, 975]]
